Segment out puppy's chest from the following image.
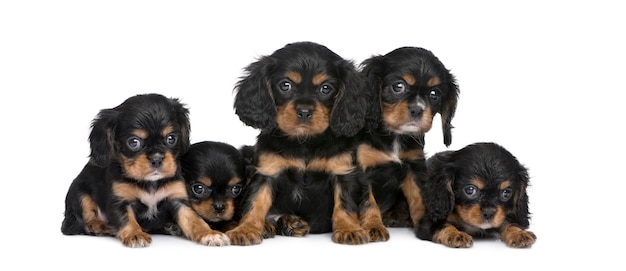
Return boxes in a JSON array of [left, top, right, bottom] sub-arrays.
[[256, 151, 355, 176], [112, 180, 187, 218], [357, 139, 424, 170]]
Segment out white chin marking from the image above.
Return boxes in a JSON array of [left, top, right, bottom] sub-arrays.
[[394, 124, 420, 133], [144, 172, 164, 181]]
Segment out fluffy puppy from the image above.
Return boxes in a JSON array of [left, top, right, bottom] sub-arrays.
[[229, 41, 372, 245], [356, 47, 459, 241], [61, 93, 230, 247], [416, 142, 536, 248]]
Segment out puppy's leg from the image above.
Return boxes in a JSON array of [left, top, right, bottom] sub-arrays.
[[433, 224, 473, 248], [176, 205, 230, 246], [226, 183, 272, 245], [401, 171, 426, 230], [270, 214, 310, 237], [332, 182, 369, 245], [80, 195, 114, 236], [116, 206, 152, 248], [359, 187, 389, 242], [500, 224, 536, 248]]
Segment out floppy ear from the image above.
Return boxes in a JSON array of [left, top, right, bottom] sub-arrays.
[[329, 59, 368, 136], [441, 72, 459, 147], [359, 56, 385, 130], [233, 56, 278, 130], [422, 151, 456, 221], [88, 108, 119, 167], [512, 163, 531, 228], [170, 97, 191, 152]]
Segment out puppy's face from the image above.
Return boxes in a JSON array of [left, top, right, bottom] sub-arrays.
[[181, 142, 247, 222], [361, 47, 459, 146], [234, 41, 369, 138], [89, 94, 191, 181], [448, 143, 529, 231]]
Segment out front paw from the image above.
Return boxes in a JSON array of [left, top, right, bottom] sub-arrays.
[[364, 224, 390, 242], [199, 231, 230, 246], [332, 228, 370, 245], [276, 214, 310, 237], [502, 228, 536, 248], [226, 226, 264, 246], [118, 230, 152, 248], [263, 221, 276, 239], [434, 226, 472, 248]]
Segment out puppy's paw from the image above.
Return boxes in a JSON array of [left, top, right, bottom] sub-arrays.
[[262, 221, 276, 239], [118, 230, 152, 248], [364, 224, 390, 242], [434, 225, 472, 248], [226, 226, 263, 246], [85, 220, 114, 236], [332, 228, 370, 245], [276, 214, 310, 237], [199, 231, 231, 246], [502, 227, 536, 248]]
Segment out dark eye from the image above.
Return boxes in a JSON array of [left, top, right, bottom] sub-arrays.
[[165, 133, 177, 146], [126, 136, 143, 152], [319, 83, 334, 95], [191, 183, 211, 197], [429, 88, 441, 101], [278, 80, 292, 92], [500, 188, 513, 202], [230, 184, 242, 197], [463, 185, 479, 199], [391, 81, 406, 94]]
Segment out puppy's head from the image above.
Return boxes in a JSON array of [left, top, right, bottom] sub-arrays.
[[234, 41, 369, 138], [427, 142, 530, 230], [361, 47, 459, 146], [181, 141, 248, 222], [88, 93, 191, 181]]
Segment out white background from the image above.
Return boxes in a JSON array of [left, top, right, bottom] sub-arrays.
[[1, 0, 623, 270]]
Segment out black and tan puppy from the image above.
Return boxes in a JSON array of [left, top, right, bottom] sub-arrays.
[[356, 47, 459, 241], [416, 142, 536, 248], [61, 93, 230, 247], [228, 41, 373, 245]]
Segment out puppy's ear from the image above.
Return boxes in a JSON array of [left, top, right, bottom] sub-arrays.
[[170, 97, 191, 152], [329, 59, 368, 136], [359, 56, 384, 130], [441, 72, 459, 147], [512, 163, 531, 228], [423, 151, 456, 221], [88, 109, 119, 167], [233, 56, 278, 130]]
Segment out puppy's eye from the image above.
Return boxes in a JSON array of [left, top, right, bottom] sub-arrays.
[[500, 188, 513, 202], [278, 80, 292, 92], [391, 81, 406, 94], [191, 183, 211, 197], [429, 88, 441, 102], [230, 184, 242, 197], [165, 134, 177, 146], [319, 83, 334, 95], [126, 136, 143, 152], [463, 185, 479, 199]]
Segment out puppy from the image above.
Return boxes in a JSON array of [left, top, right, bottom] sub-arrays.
[[416, 142, 536, 248], [61, 93, 230, 247], [228, 41, 372, 245], [356, 47, 459, 240]]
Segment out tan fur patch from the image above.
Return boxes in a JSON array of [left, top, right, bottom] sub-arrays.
[[402, 74, 416, 86], [286, 71, 302, 84], [276, 101, 330, 137], [356, 144, 400, 170], [307, 153, 355, 175], [401, 171, 425, 225], [112, 181, 187, 202], [120, 152, 178, 181], [256, 152, 306, 176], [427, 76, 441, 87], [312, 73, 328, 86], [199, 176, 212, 186], [399, 149, 424, 161], [161, 125, 174, 137], [192, 198, 236, 222]]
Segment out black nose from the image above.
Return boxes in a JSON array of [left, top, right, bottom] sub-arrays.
[[409, 104, 424, 118], [213, 203, 225, 213], [149, 153, 164, 168], [482, 208, 496, 221], [297, 108, 312, 120]]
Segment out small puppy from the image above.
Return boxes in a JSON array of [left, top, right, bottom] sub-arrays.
[[356, 47, 459, 240], [61, 93, 230, 247], [228, 41, 372, 245], [416, 142, 536, 248]]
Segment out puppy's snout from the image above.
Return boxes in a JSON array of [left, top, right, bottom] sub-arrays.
[[213, 203, 225, 213], [482, 207, 496, 221], [148, 153, 164, 168], [409, 104, 424, 119]]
